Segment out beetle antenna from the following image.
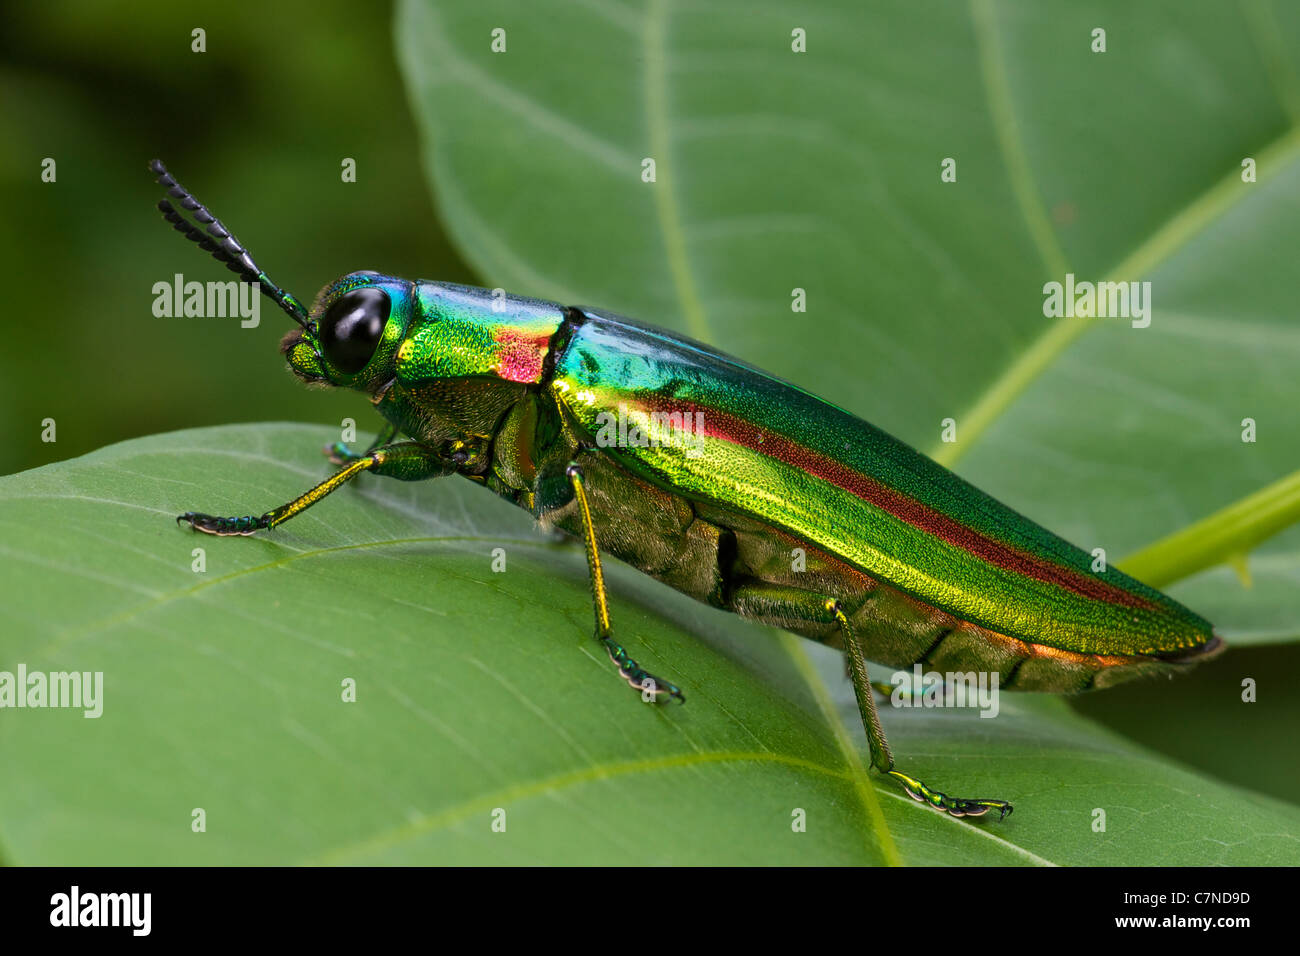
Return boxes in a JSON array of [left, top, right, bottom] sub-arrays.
[[149, 159, 314, 332]]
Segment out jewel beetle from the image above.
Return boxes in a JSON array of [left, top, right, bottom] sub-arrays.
[[150, 159, 1223, 820]]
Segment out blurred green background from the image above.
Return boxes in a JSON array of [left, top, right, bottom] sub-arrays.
[[1, 0, 1296, 821], [0, 0, 475, 479]]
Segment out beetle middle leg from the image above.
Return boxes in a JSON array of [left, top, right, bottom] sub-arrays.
[[730, 582, 1012, 820], [565, 463, 684, 702]]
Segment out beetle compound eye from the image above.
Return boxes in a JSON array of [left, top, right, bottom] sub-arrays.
[[320, 287, 390, 374]]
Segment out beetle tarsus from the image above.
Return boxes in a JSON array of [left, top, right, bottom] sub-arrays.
[[177, 511, 268, 536], [887, 770, 1013, 820], [602, 637, 685, 703], [324, 441, 355, 465]]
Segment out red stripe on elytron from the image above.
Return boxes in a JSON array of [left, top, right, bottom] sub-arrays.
[[623, 396, 1153, 611]]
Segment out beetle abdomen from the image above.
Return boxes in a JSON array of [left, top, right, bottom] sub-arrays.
[[538, 439, 1220, 694], [697, 497, 1221, 693]]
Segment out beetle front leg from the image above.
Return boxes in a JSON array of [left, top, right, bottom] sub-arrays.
[[730, 582, 1012, 820], [178, 441, 453, 535], [565, 462, 684, 702]]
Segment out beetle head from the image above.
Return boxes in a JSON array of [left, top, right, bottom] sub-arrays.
[[281, 271, 414, 395], [149, 162, 564, 426]]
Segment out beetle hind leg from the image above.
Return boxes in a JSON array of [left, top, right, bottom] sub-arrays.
[[829, 597, 1011, 819], [729, 582, 1012, 821]]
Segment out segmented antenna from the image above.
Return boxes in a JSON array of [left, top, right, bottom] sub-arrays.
[[149, 159, 313, 331]]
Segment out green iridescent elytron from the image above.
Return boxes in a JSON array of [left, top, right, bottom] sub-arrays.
[[151, 160, 1223, 821]]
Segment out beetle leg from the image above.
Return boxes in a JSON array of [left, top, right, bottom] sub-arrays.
[[565, 463, 684, 703], [828, 599, 1013, 820], [730, 581, 1011, 820], [325, 421, 400, 465], [178, 441, 452, 535]]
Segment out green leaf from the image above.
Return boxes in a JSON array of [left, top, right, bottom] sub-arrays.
[[396, 0, 1300, 643], [0, 425, 1297, 865]]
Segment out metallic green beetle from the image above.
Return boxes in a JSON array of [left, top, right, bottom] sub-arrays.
[[151, 160, 1223, 820]]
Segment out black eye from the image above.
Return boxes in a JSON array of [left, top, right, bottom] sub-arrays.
[[320, 288, 390, 374]]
